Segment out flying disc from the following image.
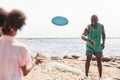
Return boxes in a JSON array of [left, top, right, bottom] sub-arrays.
[[51, 16, 68, 26]]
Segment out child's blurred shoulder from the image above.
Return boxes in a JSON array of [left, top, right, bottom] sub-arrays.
[[12, 39, 27, 49]]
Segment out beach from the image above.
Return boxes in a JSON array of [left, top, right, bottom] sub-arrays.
[[18, 38, 120, 80], [24, 54, 120, 80]]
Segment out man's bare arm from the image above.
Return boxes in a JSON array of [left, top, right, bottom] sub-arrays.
[[81, 27, 89, 41], [81, 27, 95, 45], [101, 25, 106, 49]]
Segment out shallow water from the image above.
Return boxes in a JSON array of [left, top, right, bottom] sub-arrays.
[[17, 38, 120, 57]]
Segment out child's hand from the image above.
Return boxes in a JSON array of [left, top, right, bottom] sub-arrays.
[[35, 58, 43, 65], [34, 53, 44, 65]]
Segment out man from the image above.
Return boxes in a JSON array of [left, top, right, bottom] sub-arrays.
[[81, 15, 106, 80]]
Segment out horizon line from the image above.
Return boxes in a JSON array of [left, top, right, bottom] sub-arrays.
[[16, 37, 120, 39]]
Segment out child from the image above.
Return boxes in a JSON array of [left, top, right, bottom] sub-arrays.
[[0, 9, 40, 80]]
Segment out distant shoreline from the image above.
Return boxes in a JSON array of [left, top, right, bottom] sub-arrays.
[[16, 37, 120, 39]]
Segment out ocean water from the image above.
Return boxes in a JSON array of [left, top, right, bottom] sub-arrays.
[[17, 38, 120, 57]]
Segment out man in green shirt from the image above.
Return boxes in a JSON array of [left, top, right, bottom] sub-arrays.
[[81, 15, 106, 80]]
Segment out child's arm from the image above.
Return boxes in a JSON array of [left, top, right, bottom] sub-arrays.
[[21, 54, 43, 76]]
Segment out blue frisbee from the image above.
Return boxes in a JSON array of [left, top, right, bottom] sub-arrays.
[[51, 16, 68, 26]]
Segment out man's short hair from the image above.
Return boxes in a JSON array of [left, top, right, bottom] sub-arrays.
[[91, 15, 98, 21]]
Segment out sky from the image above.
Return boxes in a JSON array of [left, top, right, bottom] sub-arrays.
[[0, 0, 120, 38]]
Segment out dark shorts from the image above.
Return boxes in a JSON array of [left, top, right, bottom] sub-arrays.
[[86, 51, 103, 57]]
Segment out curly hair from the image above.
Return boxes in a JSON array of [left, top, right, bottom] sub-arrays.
[[0, 8, 7, 27], [2, 9, 26, 35]]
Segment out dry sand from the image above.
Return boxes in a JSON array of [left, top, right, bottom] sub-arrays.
[[24, 56, 120, 80]]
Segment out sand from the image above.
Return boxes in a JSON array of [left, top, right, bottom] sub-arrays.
[[24, 56, 120, 80]]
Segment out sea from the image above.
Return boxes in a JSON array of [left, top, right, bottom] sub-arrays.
[[17, 38, 120, 57]]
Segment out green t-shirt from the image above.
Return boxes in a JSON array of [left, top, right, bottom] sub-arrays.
[[86, 23, 103, 52]]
